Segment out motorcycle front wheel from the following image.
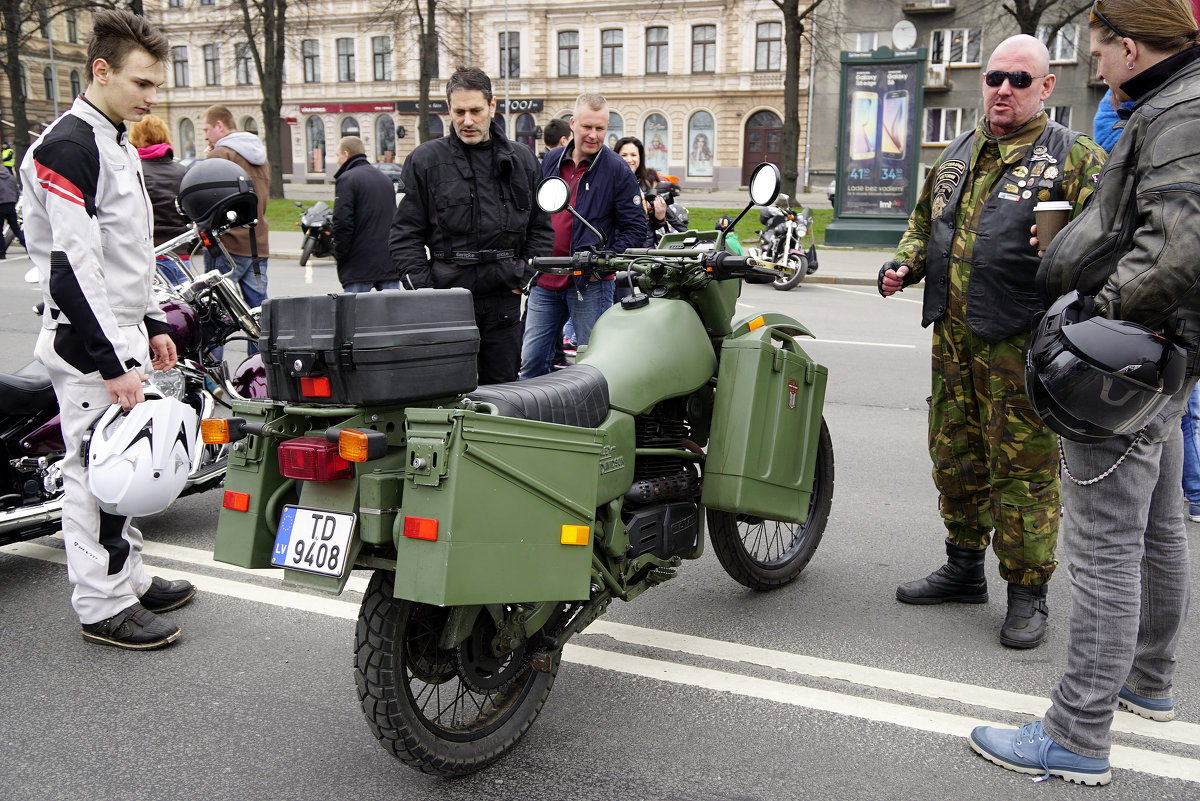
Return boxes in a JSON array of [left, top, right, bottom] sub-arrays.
[[772, 250, 807, 291], [355, 571, 558, 777], [299, 236, 316, 266], [708, 417, 834, 589]]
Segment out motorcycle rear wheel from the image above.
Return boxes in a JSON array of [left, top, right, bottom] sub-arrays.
[[355, 571, 558, 777], [299, 236, 316, 267], [707, 417, 833, 589], [772, 251, 807, 291]]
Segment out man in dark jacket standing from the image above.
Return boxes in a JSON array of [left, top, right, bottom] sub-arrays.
[[390, 66, 553, 385], [519, 92, 647, 380], [333, 136, 399, 292]]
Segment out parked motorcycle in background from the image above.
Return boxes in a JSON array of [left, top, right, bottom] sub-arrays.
[[653, 175, 690, 238], [754, 194, 819, 291], [297, 200, 334, 266], [0, 225, 266, 550]]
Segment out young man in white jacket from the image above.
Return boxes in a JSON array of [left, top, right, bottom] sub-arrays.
[[21, 8, 196, 650]]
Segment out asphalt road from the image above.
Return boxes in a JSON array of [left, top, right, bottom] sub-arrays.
[[1, 251, 1198, 800]]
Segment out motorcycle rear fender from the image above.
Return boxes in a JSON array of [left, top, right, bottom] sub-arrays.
[[280, 478, 363, 595], [729, 311, 815, 341]]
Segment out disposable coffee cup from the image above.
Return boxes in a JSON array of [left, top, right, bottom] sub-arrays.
[[1034, 201, 1072, 250]]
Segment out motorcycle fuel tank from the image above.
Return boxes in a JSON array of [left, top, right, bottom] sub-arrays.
[[577, 297, 717, 416]]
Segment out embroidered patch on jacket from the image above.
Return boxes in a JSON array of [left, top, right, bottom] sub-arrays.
[[931, 159, 967, 219]]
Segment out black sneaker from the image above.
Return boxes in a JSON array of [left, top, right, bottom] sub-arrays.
[[81, 604, 181, 650], [138, 576, 197, 613]]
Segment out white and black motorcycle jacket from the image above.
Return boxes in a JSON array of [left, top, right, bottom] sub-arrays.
[[20, 95, 168, 381]]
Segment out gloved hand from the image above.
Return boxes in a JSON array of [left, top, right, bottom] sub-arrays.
[[878, 260, 912, 297]]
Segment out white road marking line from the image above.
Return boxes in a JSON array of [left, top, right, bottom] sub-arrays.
[[809, 338, 917, 349], [564, 645, 1200, 784], [5, 539, 1197, 781], [819, 284, 924, 304]]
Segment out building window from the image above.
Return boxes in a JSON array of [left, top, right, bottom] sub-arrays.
[[923, 107, 973, 144], [372, 36, 391, 81], [66, 10, 77, 43], [302, 39, 320, 83], [929, 28, 981, 65], [179, 118, 196, 158], [18, 65, 28, 100], [168, 0, 182, 7], [337, 38, 355, 82], [756, 22, 781, 71], [607, 111, 624, 149], [643, 113, 669, 173], [499, 31, 519, 79], [242, 116, 258, 135], [69, 69, 80, 97], [42, 67, 54, 101], [375, 114, 396, 159], [235, 43, 253, 85], [692, 25, 716, 73], [1038, 23, 1078, 62], [36, 1, 49, 38], [849, 32, 879, 51], [200, 0, 214, 6], [601, 29, 623, 76], [307, 116, 326, 172], [1048, 105, 1072, 127], [427, 116, 444, 139], [341, 117, 360, 138], [558, 31, 579, 77], [203, 44, 220, 86], [172, 46, 189, 88], [646, 27, 668, 75]]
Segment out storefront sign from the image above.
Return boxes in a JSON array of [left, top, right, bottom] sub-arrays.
[[298, 102, 395, 114], [395, 100, 449, 113]]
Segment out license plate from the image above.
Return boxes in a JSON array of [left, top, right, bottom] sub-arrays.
[[271, 505, 356, 577]]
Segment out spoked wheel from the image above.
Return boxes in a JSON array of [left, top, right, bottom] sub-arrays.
[[708, 417, 834, 589], [354, 571, 558, 777], [299, 236, 316, 266], [772, 251, 807, 291]]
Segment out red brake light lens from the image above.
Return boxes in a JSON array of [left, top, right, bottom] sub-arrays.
[[277, 436, 354, 481], [300, 376, 331, 398]]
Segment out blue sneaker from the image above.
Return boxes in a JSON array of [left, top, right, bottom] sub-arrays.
[[1118, 686, 1175, 721], [969, 721, 1111, 786]]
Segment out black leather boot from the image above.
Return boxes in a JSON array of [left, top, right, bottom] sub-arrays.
[[1000, 583, 1049, 649], [896, 539, 988, 605]]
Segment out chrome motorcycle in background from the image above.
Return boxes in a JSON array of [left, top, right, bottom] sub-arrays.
[[754, 194, 819, 291], [0, 225, 265, 549], [297, 200, 334, 266]]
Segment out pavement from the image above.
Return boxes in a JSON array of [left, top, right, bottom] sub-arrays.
[[275, 183, 890, 289]]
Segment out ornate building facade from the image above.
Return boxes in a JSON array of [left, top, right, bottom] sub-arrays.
[[150, 0, 806, 189]]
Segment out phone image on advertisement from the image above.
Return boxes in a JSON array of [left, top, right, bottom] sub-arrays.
[[882, 90, 908, 159], [849, 91, 878, 161]]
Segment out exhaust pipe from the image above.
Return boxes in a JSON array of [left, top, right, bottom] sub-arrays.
[[0, 496, 64, 537]]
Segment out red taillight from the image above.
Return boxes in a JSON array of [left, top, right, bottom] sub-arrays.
[[300, 376, 331, 397], [223, 490, 250, 512], [277, 436, 354, 481], [403, 516, 438, 541]]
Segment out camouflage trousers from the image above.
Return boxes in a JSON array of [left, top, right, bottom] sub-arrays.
[[928, 315, 1060, 585]]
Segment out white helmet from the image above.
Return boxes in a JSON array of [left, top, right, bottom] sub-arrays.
[[87, 393, 199, 517]]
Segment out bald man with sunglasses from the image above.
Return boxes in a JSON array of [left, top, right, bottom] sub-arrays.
[[879, 34, 1108, 650]]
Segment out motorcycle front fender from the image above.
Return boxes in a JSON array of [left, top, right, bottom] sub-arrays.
[[728, 311, 816, 341]]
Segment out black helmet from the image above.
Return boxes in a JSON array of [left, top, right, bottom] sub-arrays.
[[1025, 290, 1187, 443], [759, 206, 783, 226], [176, 159, 258, 229]]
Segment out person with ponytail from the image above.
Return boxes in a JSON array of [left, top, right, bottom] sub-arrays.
[[969, 0, 1200, 784]]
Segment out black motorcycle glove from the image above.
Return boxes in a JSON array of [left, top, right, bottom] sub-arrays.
[[877, 260, 913, 297]]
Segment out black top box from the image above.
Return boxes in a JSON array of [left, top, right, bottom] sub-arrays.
[[259, 288, 480, 405]]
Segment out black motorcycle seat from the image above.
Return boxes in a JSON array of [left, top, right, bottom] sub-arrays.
[[0, 361, 57, 415], [466, 365, 609, 428]]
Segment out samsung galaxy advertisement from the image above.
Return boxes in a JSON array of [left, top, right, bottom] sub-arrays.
[[838, 58, 921, 218]]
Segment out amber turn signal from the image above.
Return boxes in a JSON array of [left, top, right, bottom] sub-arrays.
[[201, 418, 231, 444]]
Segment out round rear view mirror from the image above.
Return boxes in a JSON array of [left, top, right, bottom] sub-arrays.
[[536, 177, 571, 213], [749, 163, 781, 207]]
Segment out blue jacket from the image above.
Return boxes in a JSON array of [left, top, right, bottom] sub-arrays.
[[541, 142, 647, 255]]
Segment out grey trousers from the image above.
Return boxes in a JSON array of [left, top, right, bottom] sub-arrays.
[[1042, 387, 1192, 758]]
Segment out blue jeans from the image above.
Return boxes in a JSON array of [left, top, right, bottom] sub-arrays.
[[156, 255, 188, 286], [519, 281, 612, 380], [206, 252, 268, 310], [342, 279, 400, 293], [1181, 383, 1200, 503], [1042, 384, 1192, 758]]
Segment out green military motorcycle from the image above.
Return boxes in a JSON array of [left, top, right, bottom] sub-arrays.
[[205, 163, 833, 776]]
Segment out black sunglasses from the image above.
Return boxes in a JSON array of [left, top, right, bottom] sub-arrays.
[[984, 70, 1046, 89], [1091, 0, 1133, 40]]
